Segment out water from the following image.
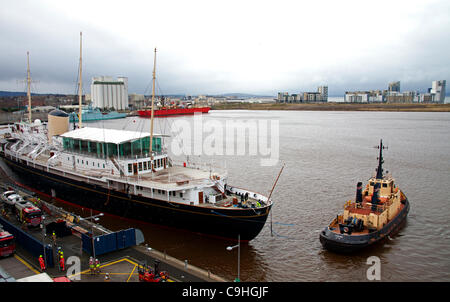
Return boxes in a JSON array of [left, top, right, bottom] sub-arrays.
[[70, 110, 450, 281]]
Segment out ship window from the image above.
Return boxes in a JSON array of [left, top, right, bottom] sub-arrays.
[[143, 162, 147, 170], [138, 162, 142, 171], [370, 182, 374, 186], [81, 140, 88, 152], [86, 161, 88, 165], [382, 183, 387, 188], [103, 164, 105, 168], [148, 161, 151, 169], [158, 190, 161, 194], [180, 192, 183, 198], [73, 139, 80, 150], [77, 159, 79, 163], [82, 160, 84, 164], [152, 137, 161, 153], [128, 164, 132, 173]]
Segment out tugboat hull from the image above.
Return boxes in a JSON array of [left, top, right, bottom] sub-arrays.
[[320, 199, 410, 253]]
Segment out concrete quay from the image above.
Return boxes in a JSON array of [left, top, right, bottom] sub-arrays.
[[0, 181, 226, 282]]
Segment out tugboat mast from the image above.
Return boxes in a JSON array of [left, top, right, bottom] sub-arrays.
[[375, 139, 385, 179]]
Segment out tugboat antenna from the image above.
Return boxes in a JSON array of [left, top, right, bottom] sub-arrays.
[[375, 139, 387, 179]]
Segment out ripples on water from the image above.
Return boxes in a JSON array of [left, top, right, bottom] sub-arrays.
[[82, 110, 450, 281]]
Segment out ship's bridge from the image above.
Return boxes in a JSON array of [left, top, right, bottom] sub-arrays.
[[60, 127, 169, 176], [367, 176, 395, 197]]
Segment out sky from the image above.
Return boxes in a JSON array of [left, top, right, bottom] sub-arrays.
[[1, 0, 449, 96]]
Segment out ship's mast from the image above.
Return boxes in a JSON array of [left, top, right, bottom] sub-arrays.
[[149, 48, 157, 163], [78, 31, 83, 128], [26, 51, 32, 123], [376, 139, 385, 179]]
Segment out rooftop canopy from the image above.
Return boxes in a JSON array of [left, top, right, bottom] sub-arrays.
[[60, 127, 167, 145]]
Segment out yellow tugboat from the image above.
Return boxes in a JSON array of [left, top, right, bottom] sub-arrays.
[[320, 140, 410, 253]]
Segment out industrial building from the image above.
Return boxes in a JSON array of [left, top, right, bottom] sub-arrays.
[[91, 76, 129, 110], [430, 80, 446, 103]]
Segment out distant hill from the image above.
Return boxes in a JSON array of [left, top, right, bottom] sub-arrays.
[[0, 91, 67, 97], [216, 93, 275, 98], [0, 91, 28, 97]]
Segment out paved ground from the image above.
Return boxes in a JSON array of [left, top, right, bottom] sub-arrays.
[[0, 254, 39, 280], [0, 166, 226, 282], [1, 203, 225, 282]]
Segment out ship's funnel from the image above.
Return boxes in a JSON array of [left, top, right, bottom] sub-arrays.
[[47, 109, 69, 143], [356, 181, 363, 203]]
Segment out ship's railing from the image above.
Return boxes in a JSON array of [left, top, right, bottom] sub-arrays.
[[61, 149, 166, 161], [227, 185, 269, 204], [344, 199, 393, 214], [171, 159, 228, 176]]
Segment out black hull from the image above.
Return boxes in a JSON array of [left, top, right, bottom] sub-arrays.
[[0, 156, 270, 241], [320, 199, 410, 253]]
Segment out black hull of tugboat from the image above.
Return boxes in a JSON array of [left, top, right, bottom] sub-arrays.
[[319, 199, 410, 253], [1, 156, 271, 242]]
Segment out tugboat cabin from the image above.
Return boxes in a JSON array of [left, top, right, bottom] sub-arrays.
[[367, 177, 395, 197], [60, 127, 168, 176], [327, 173, 406, 236]]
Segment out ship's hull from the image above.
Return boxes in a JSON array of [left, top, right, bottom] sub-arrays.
[[319, 199, 410, 253], [138, 107, 210, 117], [1, 156, 270, 241], [69, 112, 127, 122]]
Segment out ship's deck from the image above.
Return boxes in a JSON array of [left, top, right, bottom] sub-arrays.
[[33, 152, 224, 190], [329, 199, 405, 236], [3, 140, 269, 208]]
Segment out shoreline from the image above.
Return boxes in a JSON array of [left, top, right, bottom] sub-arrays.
[[210, 102, 450, 112]]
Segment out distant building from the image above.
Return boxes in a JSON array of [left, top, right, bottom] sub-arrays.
[[318, 86, 328, 102], [345, 90, 383, 103], [345, 92, 369, 103], [303, 92, 322, 102], [129, 93, 145, 109], [388, 81, 400, 93], [91, 76, 129, 110], [420, 93, 434, 103], [277, 92, 289, 103], [385, 91, 416, 103], [431, 80, 446, 103], [277, 86, 327, 103]]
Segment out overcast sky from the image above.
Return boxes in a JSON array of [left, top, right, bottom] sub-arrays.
[[1, 0, 449, 96]]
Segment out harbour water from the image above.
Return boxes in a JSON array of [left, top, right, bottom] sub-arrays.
[[52, 110, 450, 281]]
